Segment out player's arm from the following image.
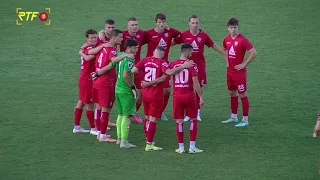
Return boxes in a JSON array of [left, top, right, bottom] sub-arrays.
[[212, 44, 227, 56], [165, 60, 194, 75], [222, 39, 229, 66], [243, 47, 257, 66], [87, 43, 107, 55], [141, 75, 168, 87], [124, 71, 134, 87], [192, 76, 204, 106], [131, 60, 144, 74], [79, 51, 95, 61], [111, 53, 134, 63], [234, 39, 257, 70], [94, 62, 116, 77], [131, 67, 140, 74]]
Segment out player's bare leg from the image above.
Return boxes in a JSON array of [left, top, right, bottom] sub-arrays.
[[86, 103, 98, 135], [73, 101, 90, 133], [175, 119, 185, 154], [94, 104, 102, 138], [235, 92, 249, 127], [188, 118, 203, 153], [197, 88, 203, 121], [133, 89, 143, 123], [98, 107, 116, 142], [145, 116, 162, 151], [161, 88, 171, 121], [143, 115, 150, 142], [119, 115, 137, 148], [221, 90, 239, 124], [312, 110, 320, 137]]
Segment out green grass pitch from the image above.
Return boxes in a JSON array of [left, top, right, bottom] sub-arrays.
[[1, 0, 319, 179]]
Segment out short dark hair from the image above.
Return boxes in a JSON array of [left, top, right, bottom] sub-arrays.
[[125, 39, 138, 49], [181, 43, 193, 52], [156, 46, 165, 52], [227, 17, 239, 26], [189, 14, 200, 21], [110, 29, 122, 38], [105, 19, 115, 25], [155, 13, 166, 22], [85, 29, 97, 38], [128, 17, 137, 22]]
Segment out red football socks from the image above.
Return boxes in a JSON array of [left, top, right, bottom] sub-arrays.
[[74, 108, 83, 126], [162, 94, 170, 112], [146, 121, 157, 143], [143, 119, 149, 138], [100, 112, 110, 134], [230, 96, 238, 114], [176, 123, 184, 143], [189, 120, 198, 141], [95, 109, 101, 131], [86, 110, 95, 128], [241, 96, 249, 116]]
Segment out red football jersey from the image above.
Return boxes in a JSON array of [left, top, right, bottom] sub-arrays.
[[223, 34, 253, 72], [144, 28, 180, 61], [93, 47, 117, 88], [169, 59, 198, 96], [174, 29, 214, 71], [135, 57, 169, 98], [96, 35, 110, 46], [120, 30, 146, 64], [79, 45, 96, 81]]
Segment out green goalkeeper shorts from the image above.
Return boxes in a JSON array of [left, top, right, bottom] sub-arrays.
[[115, 92, 136, 116]]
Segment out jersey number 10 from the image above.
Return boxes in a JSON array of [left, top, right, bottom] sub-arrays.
[[174, 69, 189, 84]]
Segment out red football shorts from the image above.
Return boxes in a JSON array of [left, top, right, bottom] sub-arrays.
[[143, 96, 163, 118], [92, 88, 99, 103], [172, 94, 197, 119], [78, 79, 93, 104], [95, 86, 115, 108], [134, 72, 143, 89], [227, 71, 247, 93]]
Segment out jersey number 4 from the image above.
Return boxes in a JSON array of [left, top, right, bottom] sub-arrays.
[[145, 67, 156, 82], [97, 53, 104, 68], [174, 69, 189, 83]]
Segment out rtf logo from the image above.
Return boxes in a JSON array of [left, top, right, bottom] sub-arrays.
[[16, 8, 51, 26]]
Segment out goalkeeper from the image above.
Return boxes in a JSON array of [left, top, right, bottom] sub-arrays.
[[115, 39, 139, 148]]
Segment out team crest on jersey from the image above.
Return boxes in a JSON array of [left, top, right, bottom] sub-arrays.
[[128, 61, 133, 68], [162, 62, 168, 67], [234, 41, 238, 46], [197, 37, 202, 42], [112, 51, 117, 55], [136, 34, 140, 38], [164, 33, 168, 37], [194, 65, 198, 72]]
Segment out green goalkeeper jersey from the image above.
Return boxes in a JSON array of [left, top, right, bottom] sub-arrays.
[[115, 52, 135, 94]]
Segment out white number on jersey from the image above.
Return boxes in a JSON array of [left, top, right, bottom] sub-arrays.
[[229, 45, 236, 56], [97, 53, 103, 68], [175, 69, 189, 84], [145, 67, 156, 82]]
